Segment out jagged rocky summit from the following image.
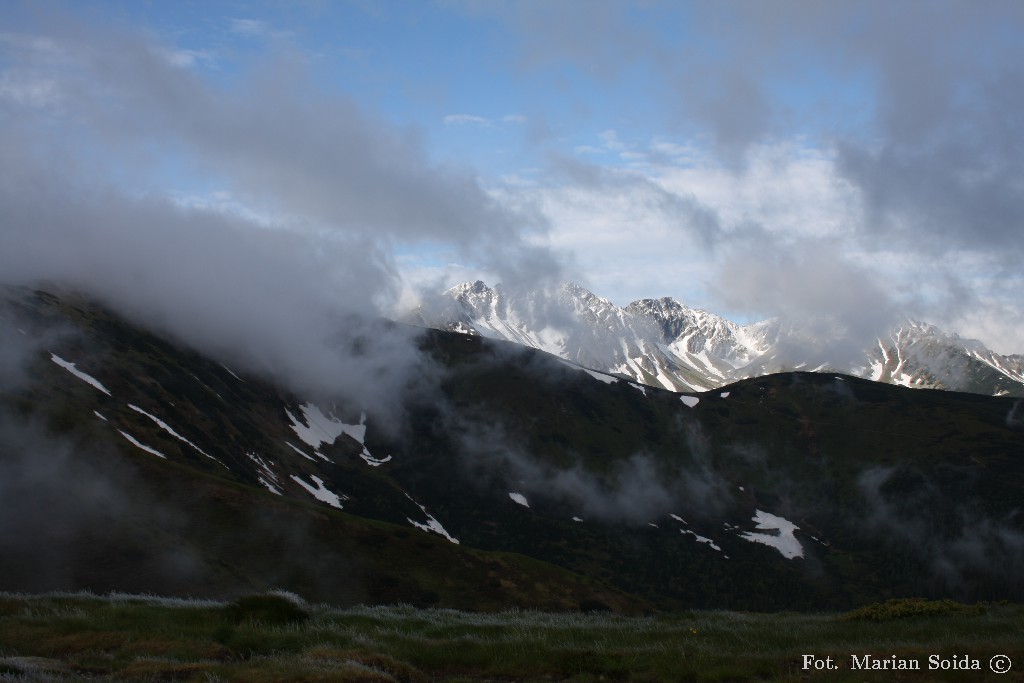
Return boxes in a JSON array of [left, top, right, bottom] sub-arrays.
[[405, 281, 1024, 397]]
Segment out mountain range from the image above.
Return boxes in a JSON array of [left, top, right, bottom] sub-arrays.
[[405, 281, 1024, 397], [2, 285, 1023, 612]]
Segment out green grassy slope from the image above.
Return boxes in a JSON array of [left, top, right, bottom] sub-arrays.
[[1, 593, 1022, 682]]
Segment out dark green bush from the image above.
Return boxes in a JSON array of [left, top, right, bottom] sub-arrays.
[[225, 593, 310, 625], [839, 598, 981, 622]]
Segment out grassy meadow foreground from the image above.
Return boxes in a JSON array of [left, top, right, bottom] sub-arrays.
[[0, 594, 1021, 682]]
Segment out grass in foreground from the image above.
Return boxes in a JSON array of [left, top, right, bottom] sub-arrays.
[[0, 593, 1021, 681]]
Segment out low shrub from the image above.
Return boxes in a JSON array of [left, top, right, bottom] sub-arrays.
[[838, 598, 982, 622], [225, 593, 310, 626]]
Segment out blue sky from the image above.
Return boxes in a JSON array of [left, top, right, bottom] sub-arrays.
[[2, 1, 1023, 353]]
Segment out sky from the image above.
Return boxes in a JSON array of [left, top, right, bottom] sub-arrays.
[[1, 0, 1023, 354]]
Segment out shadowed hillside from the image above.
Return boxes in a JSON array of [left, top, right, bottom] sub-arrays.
[[1, 286, 1022, 611]]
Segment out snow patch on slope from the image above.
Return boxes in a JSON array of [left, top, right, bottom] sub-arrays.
[[117, 430, 165, 459], [286, 404, 391, 466], [246, 452, 281, 495], [405, 494, 459, 544], [284, 441, 316, 462], [50, 353, 111, 396], [129, 404, 223, 467], [682, 528, 722, 552], [286, 403, 346, 450], [738, 509, 804, 559], [508, 492, 530, 507], [219, 363, 244, 382], [584, 368, 618, 384], [290, 474, 345, 509]]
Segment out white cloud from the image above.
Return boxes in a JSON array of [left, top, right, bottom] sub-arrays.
[[492, 137, 1023, 353], [598, 129, 625, 151], [0, 32, 68, 62], [158, 48, 213, 69], [649, 139, 698, 160], [229, 18, 269, 37], [0, 13, 569, 426], [443, 113, 493, 126], [0, 71, 60, 107], [953, 304, 1024, 357], [4, 4, 1020, 358], [443, 113, 526, 128], [654, 142, 860, 241], [449, 2, 1023, 353], [83, 22, 1009, 354], [169, 190, 279, 228]]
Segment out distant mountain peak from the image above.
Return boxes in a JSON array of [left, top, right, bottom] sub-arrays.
[[407, 280, 1024, 397]]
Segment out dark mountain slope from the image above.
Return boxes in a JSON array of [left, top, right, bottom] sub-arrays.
[[401, 333, 1024, 608], [1, 286, 1022, 611], [0, 288, 637, 612]]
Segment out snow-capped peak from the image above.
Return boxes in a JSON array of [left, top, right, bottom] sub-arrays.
[[406, 281, 1024, 397]]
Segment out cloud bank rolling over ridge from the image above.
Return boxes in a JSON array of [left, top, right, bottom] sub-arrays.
[[0, 6, 562, 415], [453, 0, 1024, 353], [0, 0, 1021, 368], [0, 2, 1022, 608]]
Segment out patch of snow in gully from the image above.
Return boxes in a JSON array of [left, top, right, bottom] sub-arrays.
[[405, 494, 459, 544], [50, 353, 111, 396], [508, 492, 530, 507], [290, 474, 345, 509], [117, 430, 166, 459], [738, 509, 804, 559], [129, 404, 223, 466]]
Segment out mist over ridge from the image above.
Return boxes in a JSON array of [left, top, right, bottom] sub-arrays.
[[0, 1, 1023, 618], [2, 285, 1022, 609], [2, 0, 1023, 374]]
